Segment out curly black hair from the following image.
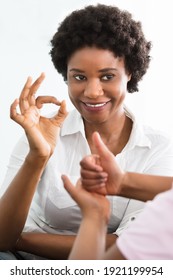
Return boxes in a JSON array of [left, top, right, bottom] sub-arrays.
[[50, 4, 152, 93]]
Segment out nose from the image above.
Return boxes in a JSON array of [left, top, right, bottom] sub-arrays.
[[84, 80, 104, 98]]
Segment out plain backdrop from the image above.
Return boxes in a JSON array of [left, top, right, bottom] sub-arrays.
[[0, 0, 173, 186]]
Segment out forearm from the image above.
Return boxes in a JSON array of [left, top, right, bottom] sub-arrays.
[[69, 217, 107, 260], [15, 232, 76, 260], [120, 172, 173, 201], [0, 153, 48, 250], [15, 231, 113, 260]]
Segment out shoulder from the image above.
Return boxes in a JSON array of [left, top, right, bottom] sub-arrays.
[[142, 124, 173, 148], [125, 106, 173, 149]]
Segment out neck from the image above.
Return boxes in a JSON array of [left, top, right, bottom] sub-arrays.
[[84, 111, 132, 155]]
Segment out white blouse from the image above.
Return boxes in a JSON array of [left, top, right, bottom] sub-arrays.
[[1, 107, 173, 237]]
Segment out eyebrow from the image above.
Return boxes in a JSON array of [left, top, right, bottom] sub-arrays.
[[69, 68, 118, 73], [99, 68, 118, 73], [69, 68, 85, 73]]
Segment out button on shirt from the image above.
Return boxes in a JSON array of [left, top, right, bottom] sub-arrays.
[[1, 107, 173, 236]]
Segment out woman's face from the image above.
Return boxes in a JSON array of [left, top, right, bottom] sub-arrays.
[[67, 47, 131, 124]]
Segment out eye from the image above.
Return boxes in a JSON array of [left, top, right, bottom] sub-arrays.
[[101, 74, 114, 81], [73, 75, 86, 81]]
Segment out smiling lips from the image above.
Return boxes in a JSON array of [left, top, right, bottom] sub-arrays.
[[82, 100, 110, 111], [85, 102, 106, 107]]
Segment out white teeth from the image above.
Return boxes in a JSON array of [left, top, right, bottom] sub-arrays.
[[85, 103, 106, 107]]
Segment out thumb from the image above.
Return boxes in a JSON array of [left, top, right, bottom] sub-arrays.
[[92, 132, 113, 159], [61, 175, 79, 203], [54, 100, 68, 126], [58, 100, 68, 119]]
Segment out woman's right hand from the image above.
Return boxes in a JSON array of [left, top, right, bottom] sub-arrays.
[[10, 73, 68, 159]]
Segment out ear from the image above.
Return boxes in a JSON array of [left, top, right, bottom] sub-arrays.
[[128, 73, 132, 81]]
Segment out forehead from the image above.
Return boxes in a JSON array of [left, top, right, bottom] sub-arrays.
[[67, 47, 125, 69]]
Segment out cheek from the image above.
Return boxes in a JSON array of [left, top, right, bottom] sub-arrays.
[[111, 82, 127, 104], [68, 85, 75, 99], [68, 87, 79, 105], [68, 83, 83, 100], [111, 82, 126, 97], [114, 79, 128, 98]]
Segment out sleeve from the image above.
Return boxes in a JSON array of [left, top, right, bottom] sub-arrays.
[[116, 187, 173, 259], [115, 199, 145, 236], [116, 135, 173, 236], [143, 135, 173, 176], [0, 134, 29, 197]]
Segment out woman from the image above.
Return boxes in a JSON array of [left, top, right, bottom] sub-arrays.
[[1, 4, 173, 259]]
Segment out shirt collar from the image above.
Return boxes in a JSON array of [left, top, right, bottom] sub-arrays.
[[60, 109, 85, 137], [124, 105, 151, 150], [61, 107, 151, 149]]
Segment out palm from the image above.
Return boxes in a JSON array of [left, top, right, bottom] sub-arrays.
[[38, 113, 65, 154]]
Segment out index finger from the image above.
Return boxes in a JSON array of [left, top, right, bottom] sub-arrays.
[[28, 72, 45, 96], [19, 73, 45, 112], [36, 95, 61, 109]]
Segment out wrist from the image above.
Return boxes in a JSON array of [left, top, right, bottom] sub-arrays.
[[26, 152, 49, 167], [11, 235, 23, 252], [118, 171, 129, 196], [83, 209, 109, 228], [14, 233, 28, 251], [119, 172, 141, 199], [84, 215, 108, 234]]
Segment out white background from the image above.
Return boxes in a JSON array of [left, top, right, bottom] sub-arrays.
[[0, 0, 173, 186]]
